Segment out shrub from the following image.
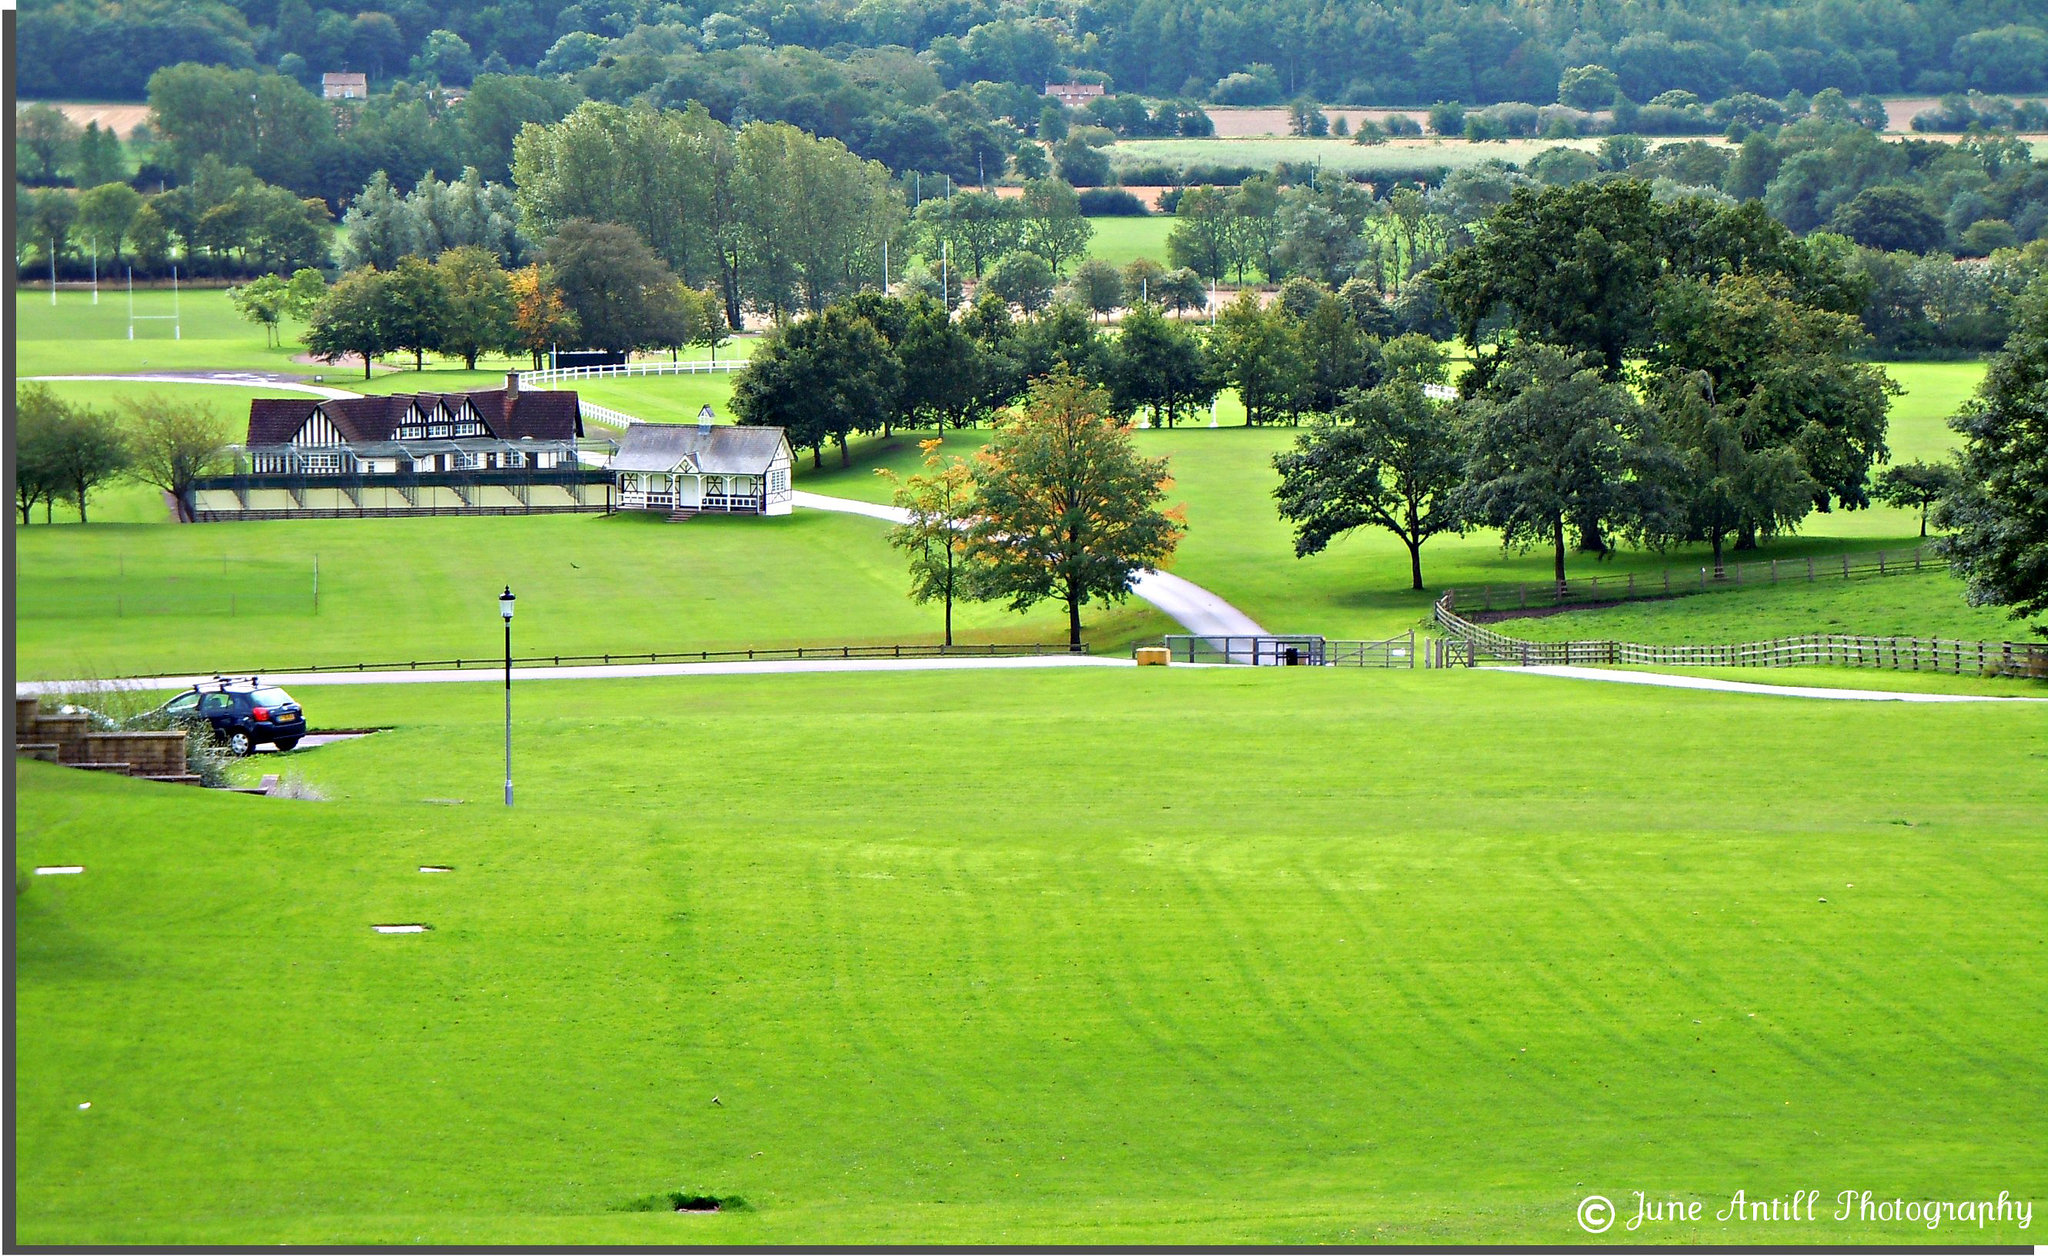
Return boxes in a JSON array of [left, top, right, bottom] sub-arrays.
[[1077, 188, 1148, 215]]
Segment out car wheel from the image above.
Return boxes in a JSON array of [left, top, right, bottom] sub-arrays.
[[273, 737, 300, 752], [226, 729, 253, 757]]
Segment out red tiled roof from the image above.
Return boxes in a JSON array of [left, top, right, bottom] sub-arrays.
[[243, 387, 582, 444]]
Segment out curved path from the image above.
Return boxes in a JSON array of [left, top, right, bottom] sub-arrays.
[[28, 372, 365, 400], [792, 489, 1269, 638], [1501, 664, 2046, 704]]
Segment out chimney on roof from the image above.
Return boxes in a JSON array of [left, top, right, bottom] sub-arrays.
[[505, 370, 520, 397]]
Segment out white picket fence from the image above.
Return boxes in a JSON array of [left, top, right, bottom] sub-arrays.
[[518, 358, 745, 388], [577, 401, 640, 430]]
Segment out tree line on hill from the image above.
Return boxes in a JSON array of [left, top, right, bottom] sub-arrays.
[[18, 0, 2048, 110], [1149, 116, 2048, 356], [734, 183, 1898, 590]]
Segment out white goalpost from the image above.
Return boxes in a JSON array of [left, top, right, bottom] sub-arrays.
[[127, 266, 182, 340]]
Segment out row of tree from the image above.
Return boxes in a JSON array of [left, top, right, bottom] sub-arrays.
[[302, 228, 726, 376], [14, 387, 231, 525], [18, 158, 332, 278], [20, 0, 2048, 108]]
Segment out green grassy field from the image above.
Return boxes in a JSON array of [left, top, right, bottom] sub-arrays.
[[14, 666, 2045, 1244], [16, 287, 311, 376], [1495, 568, 2029, 646], [1083, 216, 1175, 269], [11, 510, 1167, 678], [14, 290, 758, 382]]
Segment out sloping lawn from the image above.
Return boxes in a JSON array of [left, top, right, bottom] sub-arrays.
[[14, 666, 2045, 1244], [12, 510, 1165, 678]]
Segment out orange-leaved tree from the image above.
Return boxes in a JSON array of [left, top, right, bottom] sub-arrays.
[[966, 370, 1185, 649], [878, 438, 977, 646]]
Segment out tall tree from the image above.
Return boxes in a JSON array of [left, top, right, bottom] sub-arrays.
[[16, 103, 80, 181], [965, 371, 1185, 649], [1434, 179, 1666, 379], [13, 385, 69, 524], [1273, 376, 1469, 590], [878, 439, 978, 645], [41, 401, 133, 523], [1019, 177, 1092, 276], [306, 267, 396, 379], [1650, 272, 1895, 525], [541, 220, 687, 354], [896, 297, 984, 429], [732, 307, 901, 467], [383, 255, 453, 371], [1649, 371, 1818, 572], [1065, 257, 1124, 320], [986, 250, 1056, 315], [1109, 300, 1217, 428], [119, 393, 232, 523], [1166, 186, 1232, 282], [912, 190, 1019, 279], [74, 183, 144, 264], [1874, 460, 1962, 538], [1211, 288, 1306, 425], [1458, 342, 1671, 584], [1934, 283, 2048, 633], [507, 264, 580, 368], [433, 246, 515, 369]]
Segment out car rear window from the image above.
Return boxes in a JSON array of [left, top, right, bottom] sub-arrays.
[[252, 688, 295, 707]]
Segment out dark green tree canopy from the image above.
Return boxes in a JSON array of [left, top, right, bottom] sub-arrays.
[[1935, 283, 2048, 633]]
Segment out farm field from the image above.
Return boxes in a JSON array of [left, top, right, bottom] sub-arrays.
[[14, 666, 2046, 1245], [11, 511, 1167, 678], [1491, 567, 2025, 646], [1083, 215, 1175, 269]]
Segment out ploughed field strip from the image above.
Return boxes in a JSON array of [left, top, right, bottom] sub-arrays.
[[12, 670, 2046, 1245]]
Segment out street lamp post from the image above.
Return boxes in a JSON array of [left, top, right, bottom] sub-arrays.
[[500, 587, 516, 806]]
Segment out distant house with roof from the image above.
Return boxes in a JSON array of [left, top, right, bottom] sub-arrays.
[[1044, 82, 1105, 107], [186, 375, 614, 521], [611, 410, 794, 518], [322, 72, 368, 100]]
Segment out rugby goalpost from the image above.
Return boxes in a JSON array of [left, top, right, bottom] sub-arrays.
[[127, 266, 181, 340]]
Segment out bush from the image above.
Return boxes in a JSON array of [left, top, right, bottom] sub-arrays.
[[1077, 188, 1149, 215]]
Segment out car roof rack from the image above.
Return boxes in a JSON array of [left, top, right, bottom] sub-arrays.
[[197, 674, 262, 691]]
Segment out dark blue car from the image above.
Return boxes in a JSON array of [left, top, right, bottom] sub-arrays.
[[159, 678, 307, 756]]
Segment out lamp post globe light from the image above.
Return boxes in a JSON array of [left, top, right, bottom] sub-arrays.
[[500, 587, 515, 806]]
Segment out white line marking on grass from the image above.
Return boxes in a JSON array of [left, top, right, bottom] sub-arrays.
[[1500, 665, 2048, 703], [372, 924, 431, 933], [419, 866, 453, 873], [34, 866, 84, 875]]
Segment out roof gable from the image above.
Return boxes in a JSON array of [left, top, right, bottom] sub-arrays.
[[611, 423, 789, 474], [245, 387, 581, 446]]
